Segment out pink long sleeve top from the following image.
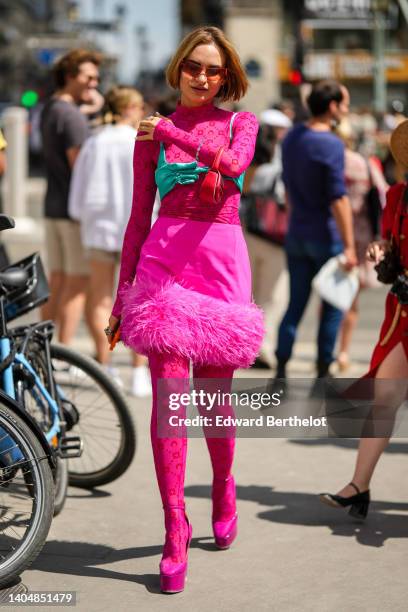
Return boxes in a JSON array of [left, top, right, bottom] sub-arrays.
[[112, 102, 258, 318]]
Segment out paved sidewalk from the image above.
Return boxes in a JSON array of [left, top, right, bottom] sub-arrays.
[[7, 285, 408, 611]]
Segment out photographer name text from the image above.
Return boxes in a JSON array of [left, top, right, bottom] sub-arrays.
[[167, 415, 327, 428]]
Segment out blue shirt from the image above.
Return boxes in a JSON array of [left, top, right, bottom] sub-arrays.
[[282, 123, 346, 244]]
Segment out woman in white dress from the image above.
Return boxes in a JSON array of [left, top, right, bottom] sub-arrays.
[[69, 86, 151, 396]]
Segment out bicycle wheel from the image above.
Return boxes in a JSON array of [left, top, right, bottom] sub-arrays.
[[0, 405, 54, 587], [53, 456, 68, 517], [50, 344, 136, 488]]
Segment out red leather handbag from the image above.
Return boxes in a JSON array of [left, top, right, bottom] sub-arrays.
[[199, 147, 225, 205]]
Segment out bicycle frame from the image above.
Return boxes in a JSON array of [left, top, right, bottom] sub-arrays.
[[0, 388, 56, 471], [0, 294, 61, 448]]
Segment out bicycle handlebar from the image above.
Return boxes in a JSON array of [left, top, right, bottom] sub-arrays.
[[0, 215, 15, 232], [0, 268, 29, 289]]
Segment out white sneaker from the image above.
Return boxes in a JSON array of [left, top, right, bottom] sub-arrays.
[[130, 365, 152, 398], [53, 363, 87, 381], [68, 364, 88, 379], [104, 365, 124, 389]]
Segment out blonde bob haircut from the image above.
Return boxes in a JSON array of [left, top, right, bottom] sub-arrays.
[[103, 86, 143, 124], [166, 26, 249, 102]]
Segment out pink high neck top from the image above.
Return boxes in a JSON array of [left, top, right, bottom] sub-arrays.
[[112, 102, 258, 318]]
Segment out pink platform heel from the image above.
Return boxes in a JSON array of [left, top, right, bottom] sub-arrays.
[[160, 505, 192, 593], [212, 475, 238, 550]]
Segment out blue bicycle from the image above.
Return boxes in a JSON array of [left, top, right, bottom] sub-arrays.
[[0, 249, 82, 516], [1, 252, 135, 496], [0, 215, 55, 587]]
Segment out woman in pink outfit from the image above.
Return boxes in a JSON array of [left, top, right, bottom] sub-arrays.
[[106, 27, 264, 593]]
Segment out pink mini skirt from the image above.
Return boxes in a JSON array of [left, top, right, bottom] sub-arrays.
[[120, 217, 265, 368]]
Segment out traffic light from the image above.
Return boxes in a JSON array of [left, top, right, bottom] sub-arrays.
[[21, 90, 39, 108], [291, 23, 305, 85], [289, 69, 303, 86]]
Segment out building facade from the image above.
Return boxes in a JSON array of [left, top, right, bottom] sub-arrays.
[[225, 0, 282, 114], [279, 0, 408, 109], [181, 0, 408, 113]]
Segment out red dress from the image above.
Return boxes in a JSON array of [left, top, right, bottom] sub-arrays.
[[365, 182, 408, 377]]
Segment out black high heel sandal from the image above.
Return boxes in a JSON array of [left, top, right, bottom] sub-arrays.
[[319, 482, 370, 520]]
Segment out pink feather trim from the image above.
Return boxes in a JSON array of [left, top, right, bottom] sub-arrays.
[[120, 280, 265, 368]]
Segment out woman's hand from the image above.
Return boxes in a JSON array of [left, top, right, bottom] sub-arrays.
[[105, 315, 120, 345], [366, 239, 390, 264], [136, 113, 173, 141]]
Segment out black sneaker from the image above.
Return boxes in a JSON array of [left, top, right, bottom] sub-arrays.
[[250, 356, 271, 369]]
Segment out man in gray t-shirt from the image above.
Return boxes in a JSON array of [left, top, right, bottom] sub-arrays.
[[40, 49, 101, 344], [41, 98, 89, 219]]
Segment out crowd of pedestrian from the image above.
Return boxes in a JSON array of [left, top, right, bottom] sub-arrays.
[[243, 87, 407, 378]]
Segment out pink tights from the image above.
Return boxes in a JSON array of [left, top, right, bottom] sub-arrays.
[[148, 352, 236, 511]]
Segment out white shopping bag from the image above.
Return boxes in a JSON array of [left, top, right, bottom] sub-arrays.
[[312, 255, 359, 312]]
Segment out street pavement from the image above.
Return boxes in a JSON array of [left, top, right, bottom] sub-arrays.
[[4, 283, 407, 612]]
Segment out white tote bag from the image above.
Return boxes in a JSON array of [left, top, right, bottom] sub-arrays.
[[312, 255, 359, 312]]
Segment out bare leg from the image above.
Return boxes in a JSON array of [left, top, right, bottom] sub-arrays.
[[337, 342, 408, 496], [41, 271, 64, 324], [130, 351, 151, 397], [338, 291, 360, 368], [58, 275, 89, 345], [131, 352, 148, 367], [84, 260, 115, 364]]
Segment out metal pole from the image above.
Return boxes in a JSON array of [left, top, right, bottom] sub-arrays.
[[396, 0, 408, 25], [1, 107, 44, 263], [373, 9, 387, 113], [2, 107, 28, 218]]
